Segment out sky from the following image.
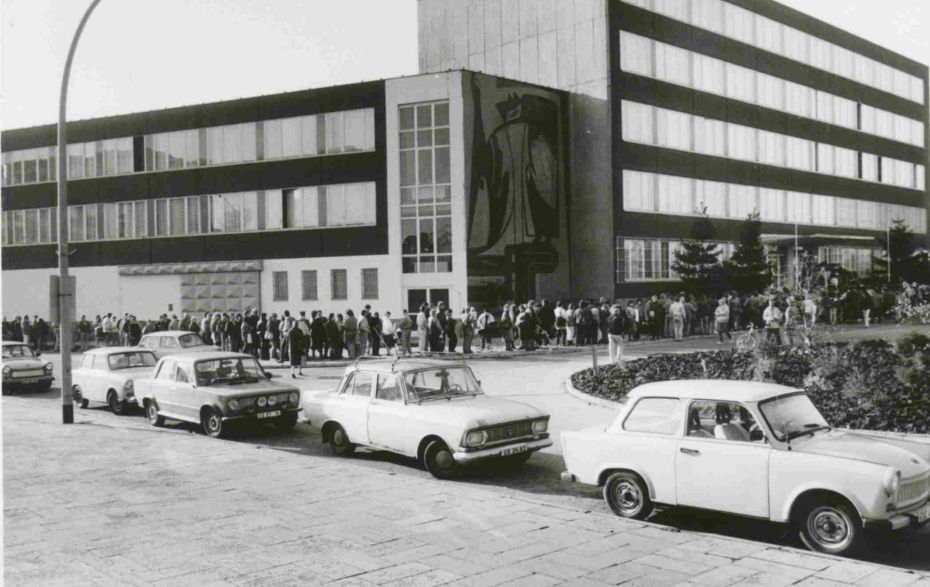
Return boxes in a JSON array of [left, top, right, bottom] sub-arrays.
[[0, 0, 928, 130]]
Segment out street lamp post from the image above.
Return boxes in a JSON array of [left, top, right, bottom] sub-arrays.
[[57, 0, 103, 424]]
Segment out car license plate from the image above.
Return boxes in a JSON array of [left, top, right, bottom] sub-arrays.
[[915, 504, 930, 524], [256, 410, 280, 419], [499, 444, 528, 457], [19, 378, 38, 384]]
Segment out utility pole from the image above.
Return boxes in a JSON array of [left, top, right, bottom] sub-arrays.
[[58, 0, 103, 424], [886, 225, 892, 285]]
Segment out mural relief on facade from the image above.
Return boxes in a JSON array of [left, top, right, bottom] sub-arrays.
[[463, 72, 568, 304]]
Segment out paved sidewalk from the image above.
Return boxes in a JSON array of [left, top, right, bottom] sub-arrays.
[[4, 395, 929, 586]]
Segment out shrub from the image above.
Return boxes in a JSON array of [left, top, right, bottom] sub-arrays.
[[571, 339, 930, 434]]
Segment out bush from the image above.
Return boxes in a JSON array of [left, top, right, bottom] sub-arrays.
[[570, 339, 930, 434]]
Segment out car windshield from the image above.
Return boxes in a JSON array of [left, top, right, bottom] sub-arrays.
[[403, 367, 482, 402], [179, 333, 206, 348], [759, 393, 830, 441], [107, 352, 157, 370], [195, 357, 264, 386], [2, 344, 35, 358]]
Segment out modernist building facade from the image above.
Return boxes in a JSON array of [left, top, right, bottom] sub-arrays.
[[2, 0, 928, 319]]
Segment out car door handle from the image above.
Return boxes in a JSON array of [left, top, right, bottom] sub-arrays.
[[679, 448, 700, 456]]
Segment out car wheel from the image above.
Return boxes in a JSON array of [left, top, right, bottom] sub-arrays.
[[146, 400, 165, 427], [72, 386, 89, 409], [798, 499, 862, 556], [603, 472, 653, 520], [201, 408, 225, 439], [107, 390, 125, 415], [329, 424, 355, 456], [423, 440, 457, 479], [275, 412, 298, 433]]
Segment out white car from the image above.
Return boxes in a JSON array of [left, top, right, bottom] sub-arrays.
[[302, 359, 552, 478], [72, 347, 158, 414], [560, 380, 930, 556], [138, 330, 216, 359], [2, 341, 54, 394]]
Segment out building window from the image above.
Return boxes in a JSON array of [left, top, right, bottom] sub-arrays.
[[301, 270, 318, 301], [331, 269, 347, 300], [272, 271, 288, 301], [399, 100, 452, 274], [616, 237, 683, 283], [361, 268, 378, 300]]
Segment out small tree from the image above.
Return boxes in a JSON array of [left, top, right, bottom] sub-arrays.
[[724, 212, 773, 295], [673, 209, 724, 297], [873, 220, 930, 285]]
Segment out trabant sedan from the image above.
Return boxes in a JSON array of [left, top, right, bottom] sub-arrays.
[[560, 380, 930, 556], [1, 341, 54, 394], [302, 359, 552, 478], [135, 351, 301, 438], [138, 330, 216, 359], [72, 347, 158, 414]]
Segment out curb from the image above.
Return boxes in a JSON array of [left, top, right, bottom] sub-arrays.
[[563, 376, 624, 410]]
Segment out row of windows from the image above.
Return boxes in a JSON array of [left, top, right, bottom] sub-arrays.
[[619, 31, 924, 148], [399, 101, 453, 275], [271, 268, 377, 302], [622, 170, 928, 234], [615, 237, 736, 283], [0, 182, 376, 246], [818, 246, 880, 277], [621, 100, 926, 191], [622, 0, 925, 104], [1, 108, 376, 187]]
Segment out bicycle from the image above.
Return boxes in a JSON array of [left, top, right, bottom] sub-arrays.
[[735, 324, 762, 353]]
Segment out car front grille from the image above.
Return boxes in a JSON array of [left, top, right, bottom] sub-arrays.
[[485, 421, 534, 444], [897, 474, 930, 507], [12, 369, 44, 378]]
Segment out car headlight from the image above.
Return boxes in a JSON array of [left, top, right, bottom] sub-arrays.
[[2, 366, 11, 377], [256, 396, 267, 407], [883, 467, 901, 497], [464, 430, 487, 448], [228, 399, 240, 411], [532, 419, 548, 434], [289, 392, 299, 405], [44, 362, 53, 374], [268, 395, 278, 407]]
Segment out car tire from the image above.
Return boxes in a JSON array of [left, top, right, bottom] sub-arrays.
[[107, 390, 125, 415], [72, 386, 89, 409], [275, 412, 298, 433], [146, 400, 165, 427], [329, 424, 355, 456], [798, 498, 863, 556], [201, 408, 225, 439], [603, 472, 653, 520], [423, 440, 457, 479]]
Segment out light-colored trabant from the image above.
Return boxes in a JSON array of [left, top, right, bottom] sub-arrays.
[[135, 351, 301, 438], [302, 359, 552, 478], [138, 330, 215, 359], [72, 347, 158, 414], [560, 380, 930, 556], [1, 341, 54, 393]]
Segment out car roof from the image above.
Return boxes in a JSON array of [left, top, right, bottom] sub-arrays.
[[85, 346, 156, 355], [1, 340, 29, 346], [348, 358, 473, 374], [142, 330, 202, 337], [627, 380, 801, 403], [161, 351, 253, 363]]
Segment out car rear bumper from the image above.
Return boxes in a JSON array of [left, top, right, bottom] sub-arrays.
[[863, 501, 930, 531], [453, 437, 552, 463], [222, 407, 300, 422]]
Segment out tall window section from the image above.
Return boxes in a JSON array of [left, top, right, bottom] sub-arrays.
[[400, 101, 452, 274]]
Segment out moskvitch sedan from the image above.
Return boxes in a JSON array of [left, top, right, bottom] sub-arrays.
[[560, 380, 930, 556], [72, 347, 158, 414], [135, 351, 301, 438], [303, 359, 552, 478], [138, 330, 216, 359], [2, 341, 54, 394]]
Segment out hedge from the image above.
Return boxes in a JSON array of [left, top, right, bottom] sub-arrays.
[[570, 334, 930, 434]]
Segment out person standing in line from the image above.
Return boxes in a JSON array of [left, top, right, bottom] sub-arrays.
[[417, 303, 429, 353], [499, 304, 515, 351], [343, 310, 358, 359], [476, 307, 495, 351], [380, 311, 395, 356], [369, 311, 383, 357], [325, 313, 341, 359], [240, 315, 253, 356], [356, 310, 370, 357], [715, 297, 732, 344], [762, 297, 783, 345], [606, 305, 627, 365], [461, 307, 476, 354], [285, 324, 304, 378], [563, 303, 576, 347], [396, 309, 413, 356], [428, 308, 444, 352], [445, 308, 458, 353], [669, 296, 686, 342], [860, 287, 873, 328], [268, 313, 281, 361]]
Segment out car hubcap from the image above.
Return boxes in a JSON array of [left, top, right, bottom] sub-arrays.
[[334, 429, 346, 446], [148, 405, 157, 421], [207, 415, 220, 432], [615, 481, 642, 513], [434, 449, 454, 471], [809, 508, 850, 547]]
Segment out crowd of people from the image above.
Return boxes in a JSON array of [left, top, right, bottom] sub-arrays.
[[3, 278, 924, 373]]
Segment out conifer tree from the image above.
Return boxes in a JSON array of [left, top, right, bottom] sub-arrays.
[[724, 212, 773, 294], [672, 208, 724, 296]]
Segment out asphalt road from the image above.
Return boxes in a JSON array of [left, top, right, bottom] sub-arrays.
[[17, 339, 930, 573]]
